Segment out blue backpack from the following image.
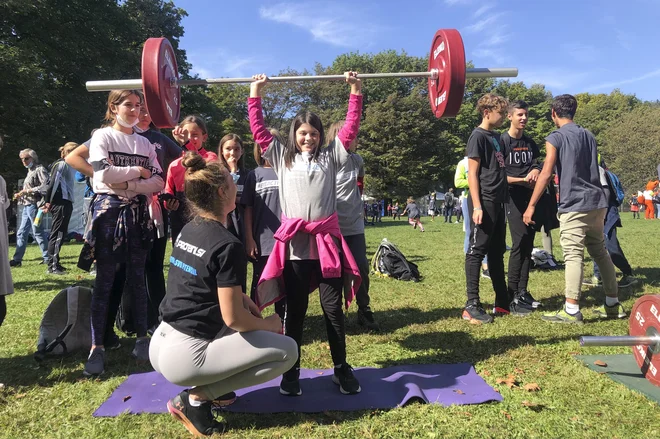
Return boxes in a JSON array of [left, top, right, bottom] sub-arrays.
[[605, 170, 625, 206]]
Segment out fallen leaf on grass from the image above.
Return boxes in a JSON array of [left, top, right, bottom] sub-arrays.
[[15, 393, 27, 399], [496, 374, 519, 388], [501, 410, 512, 420], [522, 383, 541, 392], [453, 389, 465, 395], [571, 416, 580, 421], [514, 367, 525, 374], [594, 360, 608, 367], [481, 370, 492, 377], [462, 411, 472, 417], [76, 275, 84, 281], [123, 395, 132, 402]]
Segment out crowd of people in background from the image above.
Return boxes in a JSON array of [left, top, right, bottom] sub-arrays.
[[0, 81, 655, 437]]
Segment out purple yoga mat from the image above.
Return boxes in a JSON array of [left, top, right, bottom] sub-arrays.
[[93, 363, 502, 417]]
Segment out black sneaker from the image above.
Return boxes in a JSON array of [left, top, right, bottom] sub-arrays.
[[211, 392, 237, 409], [9, 260, 21, 267], [47, 268, 65, 275], [279, 369, 302, 396], [104, 333, 122, 351], [56, 264, 67, 272], [333, 363, 361, 394], [357, 309, 380, 331], [518, 289, 542, 308], [462, 300, 493, 324], [510, 296, 534, 317], [481, 269, 491, 279], [167, 390, 226, 437]]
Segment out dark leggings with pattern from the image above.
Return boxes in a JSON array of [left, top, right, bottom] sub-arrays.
[[90, 207, 149, 346]]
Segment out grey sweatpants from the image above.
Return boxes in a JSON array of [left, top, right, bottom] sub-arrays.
[[150, 321, 298, 400]]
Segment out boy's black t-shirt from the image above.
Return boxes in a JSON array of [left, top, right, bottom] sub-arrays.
[[160, 216, 247, 340], [501, 132, 540, 179], [466, 127, 508, 203]]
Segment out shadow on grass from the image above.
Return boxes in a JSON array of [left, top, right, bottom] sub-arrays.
[[12, 277, 94, 294], [0, 336, 150, 389], [378, 331, 579, 367]]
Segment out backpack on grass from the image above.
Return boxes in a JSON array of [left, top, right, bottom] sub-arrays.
[[371, 238, 420, 282], [34, 286, 92, 362]]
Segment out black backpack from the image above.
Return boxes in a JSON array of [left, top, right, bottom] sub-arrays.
[[371, 238, 420, 282]]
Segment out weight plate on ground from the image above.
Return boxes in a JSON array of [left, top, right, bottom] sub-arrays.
[[427, 29, 466, 118], [629, 294, 660, 387], [142, 38, 180, 128]]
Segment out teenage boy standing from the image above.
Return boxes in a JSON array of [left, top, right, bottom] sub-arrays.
[[463, 94, 510, 324], [523, 95, 623, 323]]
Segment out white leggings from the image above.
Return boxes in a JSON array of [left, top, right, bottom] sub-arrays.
[[149, 321, 298, 400]]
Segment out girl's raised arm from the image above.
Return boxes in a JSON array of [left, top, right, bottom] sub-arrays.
[[337, 71, 363, 148], [248, 74, 273, 153]]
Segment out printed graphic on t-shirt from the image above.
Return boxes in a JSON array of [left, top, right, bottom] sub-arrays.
[[174, 238, 207, 257]]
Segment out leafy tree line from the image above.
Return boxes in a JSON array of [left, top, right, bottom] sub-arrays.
[[1, 1, 657, 199]]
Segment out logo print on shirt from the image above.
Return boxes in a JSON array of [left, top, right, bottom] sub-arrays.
[[495, 151, 505, 168]]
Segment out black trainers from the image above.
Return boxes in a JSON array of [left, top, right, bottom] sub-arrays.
[[333, 363, 361, 394], [47, 267, 65, 275], [481, 269, 491, 279], [9, 260, 21, 267], [279, 369, 302, 396], [357, 309, 380, 331], [83, 347, 105, 376], [462, 300, 493, 324], [56, 264, 67, 272], [104, 333, 121, 351], [167, 390, 226, 437], [211, 392, 237, 409], [518, 289, 542, 308], [510, 296, 534, 317], [492, 304, 510, 317]]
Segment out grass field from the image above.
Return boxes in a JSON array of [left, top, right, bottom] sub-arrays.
[[1, 215, 659, 439]]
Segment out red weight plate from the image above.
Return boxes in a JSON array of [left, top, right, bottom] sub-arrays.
[[142, 38, 180, 128], [427, 29, 466, 119], [629, 294, 660, 387]]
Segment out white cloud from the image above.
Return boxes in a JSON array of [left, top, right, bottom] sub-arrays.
[[259, 3, 381, 48], [586, 67, 660, 92], [473, 4, 494, 17], [465, 12, 505, 33], [561, 43, 599, 63], [188, 48, 261, 79], [615, 30, 633, 51], [516, 69, 593, 89], [444, 0, 471, 5]]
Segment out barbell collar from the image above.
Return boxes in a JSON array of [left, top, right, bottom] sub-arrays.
[[579, 335, 660, 347], [85, 67, 519, 92]]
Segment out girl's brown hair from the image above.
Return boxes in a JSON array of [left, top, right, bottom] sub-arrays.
[[254, 128, 282, 166], [104, 90, 143, 124], [182, 151, 231, 217], [218, 133, 245, 171], [325, 120, 344, 147]]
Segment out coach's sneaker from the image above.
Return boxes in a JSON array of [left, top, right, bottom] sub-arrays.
[[618, 275, 639, 288], [541, 308, 584, 324], [462, 300, 494, 324], [279, 369, 302, 396], [593, 302, 627, 319], [211, 392, 237, 409], [9, 260, 21, 267], [167, 390, 226, 437], [518, 289, 542, 308], [83, 347, 105, 376], [132, 338, 150, 362], [481, 269, 491, 279], [333, 363, 361, 395], [492, 304, 510, 317], [357, 309, 380, 331]]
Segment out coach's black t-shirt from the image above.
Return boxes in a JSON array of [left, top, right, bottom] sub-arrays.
[[466, 127, 508, 203], [501, 132, 540, 179], [160, 216, 247, 340]]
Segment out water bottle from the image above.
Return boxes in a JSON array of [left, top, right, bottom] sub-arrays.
[[34, 209, 44, 227]]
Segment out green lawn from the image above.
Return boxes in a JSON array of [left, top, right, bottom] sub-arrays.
[[1, 216, 659, 439]]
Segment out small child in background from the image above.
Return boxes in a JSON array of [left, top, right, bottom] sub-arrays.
[[164, 115, 218, 244], [241, 130, 284, 319], [402, 197, 424, 232]]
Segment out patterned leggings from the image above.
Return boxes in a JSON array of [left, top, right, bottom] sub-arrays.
[[90, 207, 149, 346]]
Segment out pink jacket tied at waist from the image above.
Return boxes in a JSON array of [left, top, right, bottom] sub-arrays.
[[256, 212, 362, 311]]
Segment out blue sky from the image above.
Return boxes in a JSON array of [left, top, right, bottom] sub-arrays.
[[172, 0, 660, 100]]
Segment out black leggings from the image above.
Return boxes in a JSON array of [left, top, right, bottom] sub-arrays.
[[283, 260, 346, 373], [0, 295, 6, 327]]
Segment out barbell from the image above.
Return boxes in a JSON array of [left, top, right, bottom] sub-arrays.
[[85, 29, 519, 128], [580, 294, 660, 387]]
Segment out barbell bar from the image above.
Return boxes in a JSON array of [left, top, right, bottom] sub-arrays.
[[578, 294, 660, 387], [85, 68, 519, 91], [85, 29, 519, 128]]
